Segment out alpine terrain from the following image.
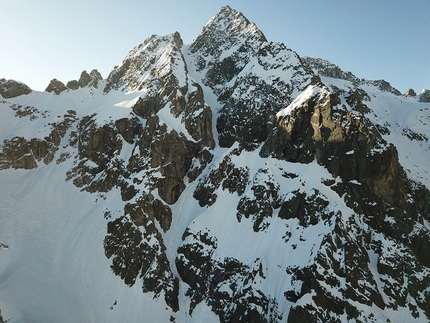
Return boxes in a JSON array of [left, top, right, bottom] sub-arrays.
[[0, 6, 429, 323]]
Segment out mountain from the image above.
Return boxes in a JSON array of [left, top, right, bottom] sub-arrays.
[[0, 5, 429, 323]]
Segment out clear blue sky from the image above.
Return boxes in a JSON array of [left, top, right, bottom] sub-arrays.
[[1, 0, 429, 93]]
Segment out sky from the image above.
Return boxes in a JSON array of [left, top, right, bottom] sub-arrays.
[[0, 0, 429, 93]]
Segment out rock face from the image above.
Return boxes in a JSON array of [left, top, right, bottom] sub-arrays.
[[419, 89, 430, 102], [304, 57, 402, 96], [45, 78, 68, 95], [0, 109, 77, 169], [0, 5, 429, 323], [405, 88, 416, 97], [0, 78, 32, 98], [78, 69, 103, 88], [66, 79, 80, 90], [67, 69, 103, 90], [303, 57, 357, 82]]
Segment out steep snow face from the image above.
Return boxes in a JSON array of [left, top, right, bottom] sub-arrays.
[[0, 6, 430, 323]]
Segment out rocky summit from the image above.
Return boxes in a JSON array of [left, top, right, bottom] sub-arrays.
[[0, 5, 429, 323]]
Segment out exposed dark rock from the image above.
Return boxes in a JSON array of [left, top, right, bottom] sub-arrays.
[[131, 96, 160, 119], [66, 80, 80, 90], [0, 136, 37, 169], [114, 116, 143, 144], [278, 189, 332, 226], [176, 229, 281, 323], [303, 57, 358, 82], [79, 69, 103, 88], [45, 78, 68, 95], [193, 154, 249, 207], [236, 168, 280, 231], [419, 89, 430, 102], [261, 84, 418, 218], [0, 309, 5, 323], [104, 210, 179, 311], [402, 127, 428, 142], [370, 79, 401, 96], [0, 78, 32, 98], [9, 104, 49, 119], [0, 110, 77, 170], [136, 115, 197, 205], [66, 70, 103, 90], [214, 43, 311, 149], [405, 88, 416, 97], [183, 83, 215, 148], [78, 71, 92, 87]]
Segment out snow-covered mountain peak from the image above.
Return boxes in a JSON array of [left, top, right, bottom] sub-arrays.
[[199, 5, 266, 44], [104, 32, 186, 93], [418, 88, 430, 102], [188, 6, 266, 66]]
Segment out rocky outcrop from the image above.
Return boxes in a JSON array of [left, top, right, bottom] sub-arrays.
[[0, 78, 32, 98], [66, 69, 103, 90], [419, 89, 430, 102], [104, 207, 179, 311], [405, 88, 416, 97], [66, 116, 125, 193], [303, 57, 358, 82], [369, 79, 401, 95], [66, 79, 80, 90], [0, 110, 77, 169], [263, 81, 426, 217], [176, 229, 281, 323], [45, 78, 68, 95], [303, 57, 402, 96], [79, 69, 103, 88]]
